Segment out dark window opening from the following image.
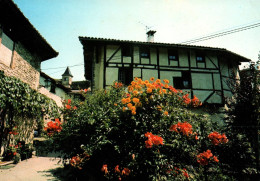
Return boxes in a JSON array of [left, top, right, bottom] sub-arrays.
[[168, 49, 178, 61], [118, 67, 133, 85], [196, 52, 205, 62], [50, 83, 56, 93], [140, 47, 150, 58], [173, 71, 191, 89], [122, 46, 132, 57], [63, 77, 68, 81]]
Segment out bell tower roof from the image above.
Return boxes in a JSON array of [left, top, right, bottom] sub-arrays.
[[62, 67, 73, 77]]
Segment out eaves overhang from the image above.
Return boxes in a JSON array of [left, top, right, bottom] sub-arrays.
[[79, 36, 251, 63], [0, 0, 58, 61]]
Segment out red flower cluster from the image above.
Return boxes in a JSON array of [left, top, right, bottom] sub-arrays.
[[70, 155, 82, 169], [65, 99, 77, 110], [70, 152, 90, 170], [122, 167, 131, 176], [169, 122, 193, 136], [9, 131, 18, 135], [101, 164, 109, 174], [44, 118, 62, 136], [182, 94, 202, 107], [114, 82, 123, 88], [208, 131, 228, 145], [182, 94, 191, 104], [144, 132, 164, 148], [166, 167, 189, 179], [197, 150, 219, 165], [191, 96, 202, 107], [101, 164, 131, 177]]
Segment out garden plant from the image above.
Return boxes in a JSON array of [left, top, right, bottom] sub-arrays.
[[0, 71, 59, 162], [47, 77, 231, 180]]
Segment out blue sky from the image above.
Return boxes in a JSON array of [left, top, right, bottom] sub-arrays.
[[14, 0, 260, 81]]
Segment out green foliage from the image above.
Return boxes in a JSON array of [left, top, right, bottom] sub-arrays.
[[0, 71, 59, 119], [223, 61, 260, 177], [51, 78, 229, 180], [0, 71, 60, 158]]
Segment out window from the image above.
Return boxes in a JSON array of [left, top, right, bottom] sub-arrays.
[[173, 71, 191, 89], [140, 47, 150, 58], [118, 67, 133, 85], [50, 83, 56, 93], [63, 77, 68, 81], [196, 52, 205, 62], [0, 32, 14, 67], [168, 49, 178, 61], [122, 45, 132, 57]]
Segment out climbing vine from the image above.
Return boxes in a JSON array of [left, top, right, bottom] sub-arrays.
[[0, 71, 60, 155]]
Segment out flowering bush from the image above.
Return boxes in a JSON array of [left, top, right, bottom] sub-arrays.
[[44, 118, 62, 136], [197, 150, 219, 166], [51, 78, 229, 180], [208, 131, 228, 146]]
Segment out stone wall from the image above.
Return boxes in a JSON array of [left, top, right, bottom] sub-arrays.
[[0, 29, 40, 90]]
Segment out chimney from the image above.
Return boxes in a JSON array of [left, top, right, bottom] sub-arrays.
[[146, 30, 156, 42]]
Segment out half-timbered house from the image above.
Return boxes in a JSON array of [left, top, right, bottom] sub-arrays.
[[79, 33, 250, 105]]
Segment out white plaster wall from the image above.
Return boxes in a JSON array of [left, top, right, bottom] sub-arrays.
[[123, 57, 131, 64], [213, 74, 222, 90], [107, 45, 121, 63], [219, 59, 229, 77], [207, 92, 222, 104], [142, 69, 158, 81], [193, 90, 213, 102], [192, 73, 213, 89], [106, 67, 118, 85], [224, 90, 233, 98], [169, 60, 178, 66], [133, 46, 139, 64], [159, 48, 168, 66], [179, 49, 189, 67], [190, 50, 196, 67], [141, 58, 149, 64], [160, 71, 181, 86], [150, 48, 157, 65], [133, 68, 141, 78], [98, 46, 104, 89], [205, 53, 218, 69]]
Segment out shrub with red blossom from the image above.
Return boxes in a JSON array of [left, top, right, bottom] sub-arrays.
[[169, 122, 193, 136], [208, 131, 228, 145], [144, 132, 164, 148], [44, 118, 62, 136], [197, 149, 219, 165], [50, 77, 230, 180]]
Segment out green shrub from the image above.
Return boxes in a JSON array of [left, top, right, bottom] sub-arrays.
[[50, 78, 230, 180]]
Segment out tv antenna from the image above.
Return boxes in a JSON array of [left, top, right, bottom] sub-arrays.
[[138, 21, 154, 32]]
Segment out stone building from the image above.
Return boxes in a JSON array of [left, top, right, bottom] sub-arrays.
[[79, 31, 250, 105], [0, 0, 58, 90], [0, 0, 58, 155]]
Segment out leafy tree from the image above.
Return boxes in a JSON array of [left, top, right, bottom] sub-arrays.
[[223, 61, 260, 179]]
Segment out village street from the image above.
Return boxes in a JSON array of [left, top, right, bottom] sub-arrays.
[[0, 157, 63, 181]]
